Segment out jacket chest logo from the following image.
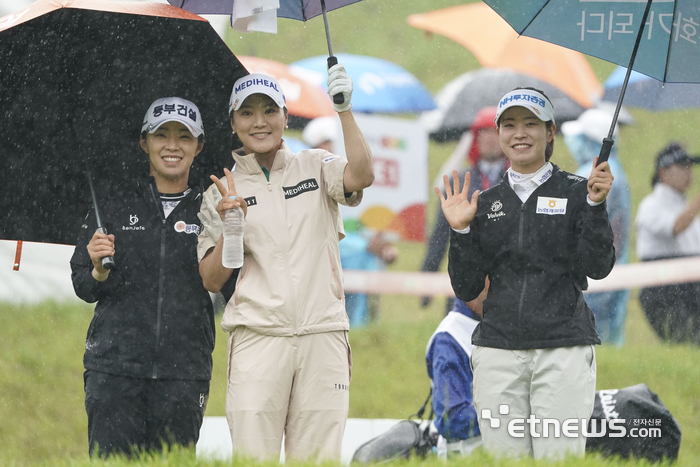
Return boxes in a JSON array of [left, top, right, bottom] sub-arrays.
[[536, 197, 568, 215], [488, 200, 505, 220], [284, 178, 319, 199], [244, 196, 257, 207], [174, 220, 200, 235], [121, 213, 146, 231]]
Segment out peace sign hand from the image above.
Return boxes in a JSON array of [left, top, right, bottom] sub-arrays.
[[210, 167, 247, 220], [435, 170, 480, 231]]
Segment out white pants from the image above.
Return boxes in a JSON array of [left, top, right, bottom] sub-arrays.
[[471, 345, 596, 459], [226, 327, 351, 461]]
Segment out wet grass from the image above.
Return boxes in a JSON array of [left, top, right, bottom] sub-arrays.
[[3, 0, 700, 466], [1, 289, 698, 466]]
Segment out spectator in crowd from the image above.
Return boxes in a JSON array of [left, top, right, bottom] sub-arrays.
[[337, 223, 398, 326], [636, 142, 700, 344], [420, 106, 507, 313], [303, 116, 397, 326], [562, 108, 631, 346], [426, 289, 487, 459], [302, 115, 338, 152]]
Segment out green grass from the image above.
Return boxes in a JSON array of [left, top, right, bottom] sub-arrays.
[[4, 0, 700, 465], [1, 284, 698, 467]]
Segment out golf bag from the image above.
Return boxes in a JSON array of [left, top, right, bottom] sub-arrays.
[[351, 390, 437, 464], [586, 383, 681, 462]]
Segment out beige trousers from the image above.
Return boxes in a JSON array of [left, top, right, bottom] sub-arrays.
[[471, 345, 596, 460], [226, 327, 351, 462]]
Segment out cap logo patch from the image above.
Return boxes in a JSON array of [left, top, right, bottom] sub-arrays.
[[235, 78, 280, 94], [142, 97, 204, 137]]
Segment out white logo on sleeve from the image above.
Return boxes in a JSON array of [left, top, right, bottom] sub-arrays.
[[536, 197, 567, 215]]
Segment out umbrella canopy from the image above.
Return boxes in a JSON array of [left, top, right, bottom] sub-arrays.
[[422, 68, 587, 142], [483, 0, 700, 163], [407, 3, 603, 109], [169, 0, 363, 106], [289, 53, 436, 114], [485, 0, 700, 84], [0, 0, 247, 245], [237, 55, 335, 120], [603, 66, 700, 111], [169, 0, 361, 20]]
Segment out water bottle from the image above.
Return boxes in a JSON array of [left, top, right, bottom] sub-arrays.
[[222, 207, 244, 269]]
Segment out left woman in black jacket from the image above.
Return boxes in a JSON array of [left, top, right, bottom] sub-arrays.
[[71, 97, 219, 458], [437, 88, 615, 460]]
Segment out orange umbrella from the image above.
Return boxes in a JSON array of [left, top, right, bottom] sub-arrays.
[[238, 56, 335, 119], [407, 2, 602, 108]]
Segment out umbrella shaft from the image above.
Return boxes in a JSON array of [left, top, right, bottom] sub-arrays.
[[320, 0, 334, 56], [599, 0, 653, 166], [614, 0, 654, 129]]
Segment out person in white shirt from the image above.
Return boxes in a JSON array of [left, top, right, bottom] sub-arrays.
[[636, 142, 700, 343]]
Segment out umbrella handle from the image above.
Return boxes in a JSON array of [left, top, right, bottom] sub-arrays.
[[597, 138, 614, 166], [96, 226, 115, 270], [327, 55, 345, 105]]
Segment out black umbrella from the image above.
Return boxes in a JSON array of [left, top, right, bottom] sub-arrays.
[[0, 0, 247, 246]]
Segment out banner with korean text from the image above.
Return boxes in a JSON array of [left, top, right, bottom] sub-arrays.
[[333, 113, 428, 242]]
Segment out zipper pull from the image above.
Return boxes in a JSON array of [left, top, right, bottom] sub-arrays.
[[267, 181, 272, 192]]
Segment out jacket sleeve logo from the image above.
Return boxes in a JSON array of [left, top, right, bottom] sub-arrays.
[[536, 197, 568, 215], [284, 178, 319, 199]]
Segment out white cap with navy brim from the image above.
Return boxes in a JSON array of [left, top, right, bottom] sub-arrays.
[[229, 73, 287, 114], [495, 89, 555, 125], [142, 97, 204, 137]]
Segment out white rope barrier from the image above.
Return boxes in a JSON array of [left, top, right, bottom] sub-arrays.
[[343, 257, 700, 296]]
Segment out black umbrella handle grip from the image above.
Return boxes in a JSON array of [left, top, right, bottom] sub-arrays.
[[327, 55, 345, 105], [96, 226, 115, 270], [596, 138, 615, 166]]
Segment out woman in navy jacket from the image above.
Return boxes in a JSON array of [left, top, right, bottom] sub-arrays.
[[437, 88, 615, 460], [71, 97, 216, 458]]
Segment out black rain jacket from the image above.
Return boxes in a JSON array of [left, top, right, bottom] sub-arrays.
[[448, 165, 615, 350], [71, 177, 215, 380]]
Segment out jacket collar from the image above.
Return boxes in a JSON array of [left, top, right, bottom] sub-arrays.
[[231, 141, 292, 175], [499, 163, 560, 185]]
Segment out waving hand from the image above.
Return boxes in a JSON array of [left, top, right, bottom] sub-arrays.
[[435, 171, 480, 231]]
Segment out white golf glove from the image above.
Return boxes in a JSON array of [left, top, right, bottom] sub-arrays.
[[197, 190, 224, 242], [327, 63, 353, 113]]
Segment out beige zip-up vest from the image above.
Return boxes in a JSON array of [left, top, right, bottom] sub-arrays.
[[198, 142, 362, 336]]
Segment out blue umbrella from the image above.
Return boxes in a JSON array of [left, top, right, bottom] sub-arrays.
[[289, 53, 436, 114], [604, 66, 700, 111], [484, 0, 700, 163]]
